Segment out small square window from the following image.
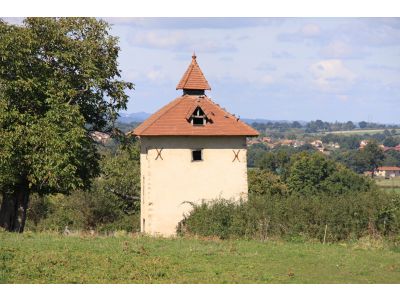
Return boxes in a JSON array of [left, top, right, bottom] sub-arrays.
[[193, 117, 205, 125], [192, 149, 202, 161]]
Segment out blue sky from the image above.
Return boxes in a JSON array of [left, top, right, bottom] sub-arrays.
[[4, 17, 400, 123]]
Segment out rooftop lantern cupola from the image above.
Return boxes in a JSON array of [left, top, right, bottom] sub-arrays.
[[176, 53, 211, 95]]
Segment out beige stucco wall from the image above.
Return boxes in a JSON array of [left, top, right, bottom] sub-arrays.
[[376, 170, 400, 177], [139, 136, 248, 236]]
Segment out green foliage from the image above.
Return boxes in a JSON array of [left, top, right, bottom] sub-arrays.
[[0, 18, 133, 231], [183, 151, 394, 241], [282, 152, 372, 195], [320, 167, 372, 195], [254, 149, 293, 178], [360, 140, 385, 173], [180, 191, 400, 241], [26, 194, 53, 227], [0, 18, 133, 130], [286, 152, 336, 194], [383, 150, 400, 167], [321, 134, 362, 149], [247, 143, 269, 167], [25, 144, 141, 233], [248, 169, 287, 196], [100, 143, 140, 212], [179, 200, 238, 239], [0, 102, 100, 194], [383, 136, 399, 147], [359, 121, 368, 129]]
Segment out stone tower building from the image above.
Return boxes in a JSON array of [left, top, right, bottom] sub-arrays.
[[131, 54, 258, 236]]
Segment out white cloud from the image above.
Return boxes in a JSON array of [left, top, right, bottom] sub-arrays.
[[104, 17, 284, 29], [146, 69, 165, 81], [271, 50, 295, 59], [336, 19, 400, 47], [123, 69, 141, 82], [301, 23, 321, 37], [128, 30, 237, 53], [278, 23, 321, 42], [259, 75, 274, 84], [130, 31, 185, 49], [310, 59, 356, 92], [320, 40, 354, 58], [337, 94, 349, 101], [255, 62, 277, 71]]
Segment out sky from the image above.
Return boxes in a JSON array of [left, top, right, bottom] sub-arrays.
[[3, 17, 400, 123]]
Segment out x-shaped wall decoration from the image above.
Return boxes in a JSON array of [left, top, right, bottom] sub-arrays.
[[232, 150, 240, 162], [155, 148, 163, 160]]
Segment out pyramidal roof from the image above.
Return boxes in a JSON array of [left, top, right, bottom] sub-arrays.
[[176, 54, 211, 91], [130, 54, 259, 137], [132, 95, 259, 136]]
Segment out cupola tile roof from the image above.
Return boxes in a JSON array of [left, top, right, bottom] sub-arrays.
[[176, 54, 211, 91], [131, 55, 259, 137]]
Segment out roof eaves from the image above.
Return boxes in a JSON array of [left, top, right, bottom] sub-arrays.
[[133, 97, 184, 136]]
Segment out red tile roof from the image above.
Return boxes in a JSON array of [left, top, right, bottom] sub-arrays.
[[383, 145, 400, 152], [377, 166, 400, 171], [176, 54, 211, 91], [131, 95, 259, 137]]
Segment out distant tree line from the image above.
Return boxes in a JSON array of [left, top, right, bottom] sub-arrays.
[[321, 130, 399, 148], [250, 120, 399, 134], [248, 139, 400, 173]]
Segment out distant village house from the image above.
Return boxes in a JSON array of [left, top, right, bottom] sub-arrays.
[[374, 166, 400, 178]]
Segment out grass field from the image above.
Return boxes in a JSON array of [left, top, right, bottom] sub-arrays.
[[321, 129, 399, 136], [1, 232, 399, 283], [375, 177, 400, 194]]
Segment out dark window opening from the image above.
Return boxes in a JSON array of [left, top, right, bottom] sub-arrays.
[[193, 117, 205, 125], [192, 150, 202, 161], [183, 89, 205, 95], [190, 107, 207, 126]]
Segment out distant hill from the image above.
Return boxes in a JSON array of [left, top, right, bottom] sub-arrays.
[[118, 112, 151, 123], [118, 112, 306, 126], [241, 118, 307, 125]]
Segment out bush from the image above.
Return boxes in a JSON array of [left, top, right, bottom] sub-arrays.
[[178, 199, 238, 239], [179, 191, 400, 242], [248, 169, 287, 196], [26, 187, 141, 233], [24, 144, 141, 233]]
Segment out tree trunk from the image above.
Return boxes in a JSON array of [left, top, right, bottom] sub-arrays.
[[0, 180, 30, 233]]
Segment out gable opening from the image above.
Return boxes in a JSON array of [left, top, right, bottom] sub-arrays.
[[193, 117, 205, 125], [189, 107, 208, 126], [192, 149, 203, 161]]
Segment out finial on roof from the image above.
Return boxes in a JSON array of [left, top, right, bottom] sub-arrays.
[[176, 52, 211, 92]]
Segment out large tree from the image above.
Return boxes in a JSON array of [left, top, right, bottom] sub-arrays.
[[286, 152, 337, 194], [0, 18, 133, 232], [360, 141, 385, 177]]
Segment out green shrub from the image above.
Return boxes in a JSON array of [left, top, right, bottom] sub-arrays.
[[248, 169, 287, 196], [178, 200, 238, 239], [25, 184, 141, 233], [24, 144, 141, 233], [179, 191, 400, 242]]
